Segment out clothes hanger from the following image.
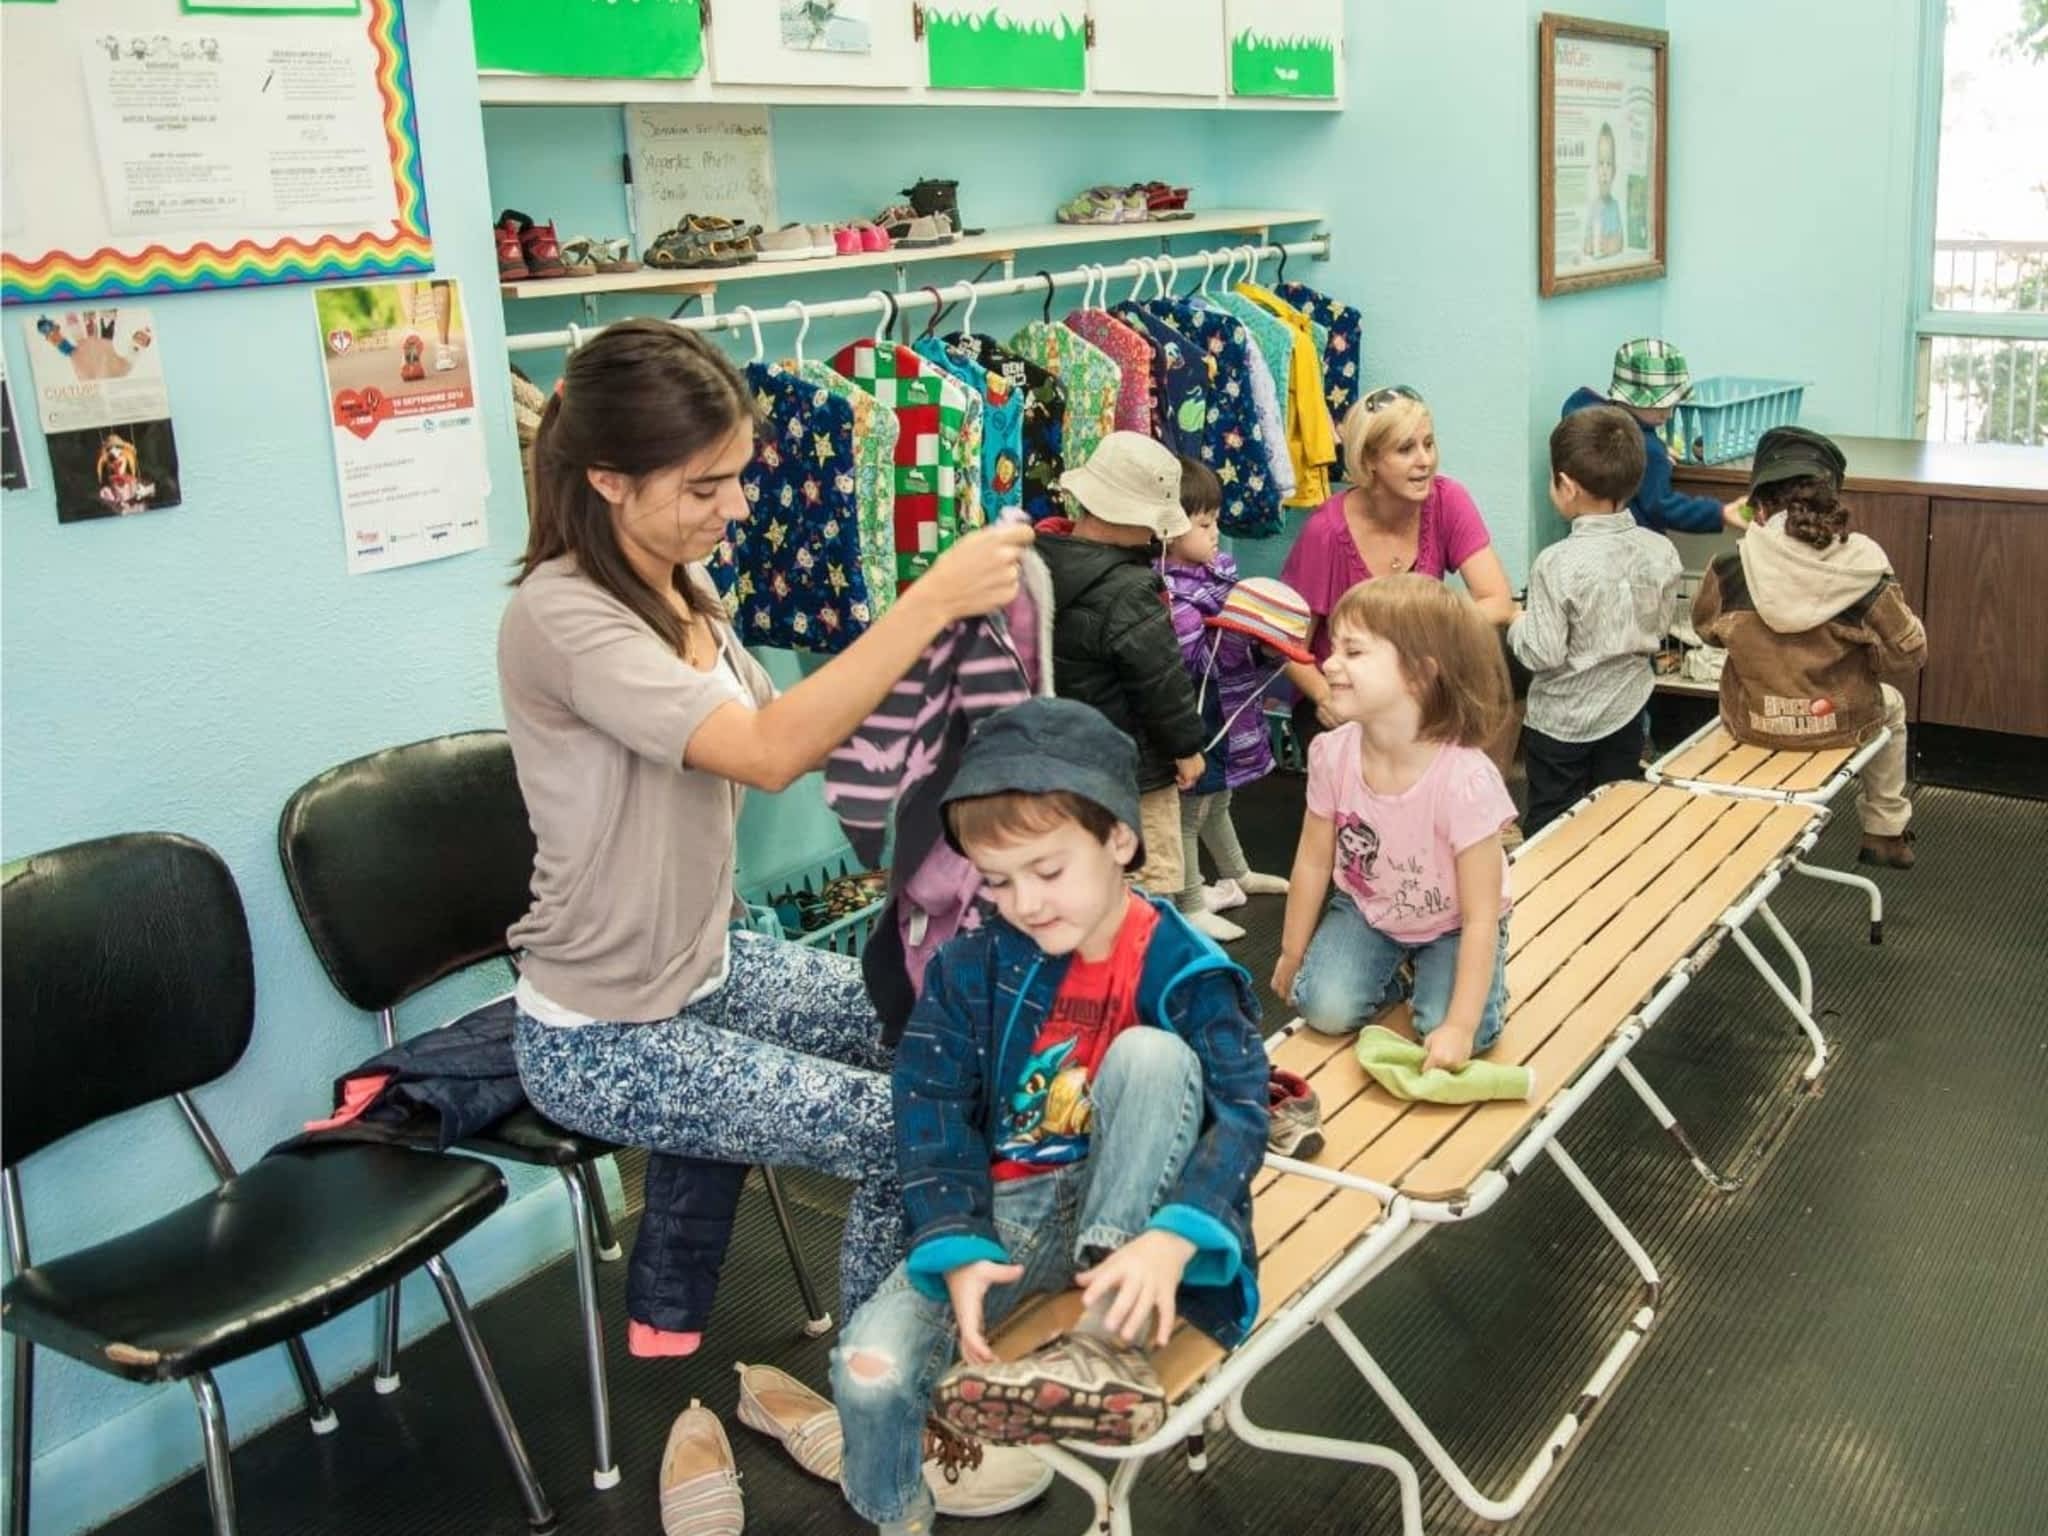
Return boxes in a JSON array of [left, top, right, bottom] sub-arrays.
[[958, 279, 980, 337], [566, 321, 584, 353], [1125, 257, 1154, 305], [1275, 242, 1291, 284], [1038, 270, 1057, 324], [870, 289, 900, 344], [1195, 249, 1218, 298], [733, 305, 764, 365], [789, 300, 810, 365], [1153, 254, 1179, 300], [910, 284, 941, 339]]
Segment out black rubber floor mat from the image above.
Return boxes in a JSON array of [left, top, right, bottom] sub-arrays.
[[96, 784, 2048, 1536]]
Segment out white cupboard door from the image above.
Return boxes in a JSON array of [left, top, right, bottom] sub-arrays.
[[1223, 0, 1342, 100], [1088, 0, 1225, 98], [708, 0, 923, 88]]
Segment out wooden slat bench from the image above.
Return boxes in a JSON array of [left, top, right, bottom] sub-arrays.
[[985, 781, 1829, 1536], [1647, 717, 1893, 944]]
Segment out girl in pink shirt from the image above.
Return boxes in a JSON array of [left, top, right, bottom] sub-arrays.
[[1271, 575, 1517, 1071]]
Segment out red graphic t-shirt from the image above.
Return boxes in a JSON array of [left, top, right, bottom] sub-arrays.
[[990, 893, 1159, 1181]]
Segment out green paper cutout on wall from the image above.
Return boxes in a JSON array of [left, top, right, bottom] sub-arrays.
[[1230, 32, 1336, 98], [925, 6, 1085, 93], [473, 0, 703, 80]]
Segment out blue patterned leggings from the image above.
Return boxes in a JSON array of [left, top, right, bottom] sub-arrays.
[[513, 932, 902, 1319]]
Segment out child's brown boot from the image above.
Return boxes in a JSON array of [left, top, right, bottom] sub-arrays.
[[1857, 831, 1916, 869]]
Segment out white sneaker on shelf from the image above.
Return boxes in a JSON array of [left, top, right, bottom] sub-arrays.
[[1203, 878, 1247, 913], [1236, 870, 1291, 896], [1189, 908, 1246, 943], [926, 1444, 1054, 1517]]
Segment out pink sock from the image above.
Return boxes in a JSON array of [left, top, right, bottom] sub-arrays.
[[627, 1321, 703, 1358]]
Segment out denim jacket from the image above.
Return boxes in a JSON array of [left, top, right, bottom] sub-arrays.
[[893, 896, 1269, 1346]]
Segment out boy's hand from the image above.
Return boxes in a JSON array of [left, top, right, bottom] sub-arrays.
[[1270, 950, 1302, 1005], [1175, 753, 1205, 790], [1077, 1230, 1195, 1350], [1421, 1023, 1477, 1074], [1722, 499, 1752, 531], [945, 1259, 1024, 1366]]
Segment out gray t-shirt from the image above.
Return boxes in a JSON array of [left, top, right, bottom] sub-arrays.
[[498, 556, 775, 1022]]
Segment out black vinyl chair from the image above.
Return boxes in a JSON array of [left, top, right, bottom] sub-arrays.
[[275, 731, 831, 1492], [0, 834, 552, 1536]]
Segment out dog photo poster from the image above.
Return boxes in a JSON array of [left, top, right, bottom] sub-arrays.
[[19, 306, 181, 522]]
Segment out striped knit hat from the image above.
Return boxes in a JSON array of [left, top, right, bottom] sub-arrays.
[[1607, 338, 1694, 410], [1206, 577, 1315, 665]]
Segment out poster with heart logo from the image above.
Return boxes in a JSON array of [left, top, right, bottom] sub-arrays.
[[313, 278, 488, 575]]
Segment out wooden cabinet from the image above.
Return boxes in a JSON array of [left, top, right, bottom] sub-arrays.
[[1922, 499, 2048, 737], [1672, 437, 2048, 741]]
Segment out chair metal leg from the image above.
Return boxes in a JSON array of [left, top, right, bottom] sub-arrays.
[[189, 1373, 239, 1536], [281, 1338, 338, 1435], [758, 1167, 833, 1337], [1791, 855, 1884, 944], [374, 1283, 402, 1393], [557, 1168, 620, 1490], [577, 1160, 623, 1262], [8, 1336, 30, 1536], [424, 1255, 555, 1532]]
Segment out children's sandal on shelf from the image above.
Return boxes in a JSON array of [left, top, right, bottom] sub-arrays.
[[1056, 186, 1129, 225], [556, 237, 599, 277], [594, 237, 641, 273], [1142, 182, 1194, 220]]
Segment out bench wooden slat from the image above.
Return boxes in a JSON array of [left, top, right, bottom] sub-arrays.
[[1703, 742, 1778, 785], [1659, 723, 1737, 781], [1734, 750, 1805, 791], [1400, 804, 1816, 1199], [1778, 745, 1854, 792], [1507, 787, 1696, 957], [1506, 794, 1737, 1002], [1510, 781, 1652, 897], [1268, 1026, 1349, 1078]]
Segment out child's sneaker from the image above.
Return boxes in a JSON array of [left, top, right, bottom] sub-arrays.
[[1858, 830, 1915, 868], [494, 211, 531, 280], [934, 1331, 1166, 1447], [1236, 870, 1290, 896], [922, 1421, 1052, 1517], [1267, 1069, 1323, 1159], [1203, 877, 1247, 913], [1188, 908, 1244, 943]]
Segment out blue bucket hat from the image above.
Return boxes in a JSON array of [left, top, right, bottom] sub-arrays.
[[939, 699, 1144, 866]]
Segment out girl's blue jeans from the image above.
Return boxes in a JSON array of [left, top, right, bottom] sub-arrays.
[[1293, 889, 1511, 1048]]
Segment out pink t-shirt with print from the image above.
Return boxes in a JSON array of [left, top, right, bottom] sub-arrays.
[[1280, 476, 1494, 664], [1304, 726, 1516, 943]]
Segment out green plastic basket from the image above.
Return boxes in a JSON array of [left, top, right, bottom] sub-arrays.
[[1672, 376, 1808, 466]]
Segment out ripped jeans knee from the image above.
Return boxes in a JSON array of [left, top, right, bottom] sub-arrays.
[[833, 1274, 960, 1525]]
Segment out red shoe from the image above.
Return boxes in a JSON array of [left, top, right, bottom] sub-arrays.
[[399, 332, 426, 382], [520, 217, 568, 279], [1141, 182, 1193, 221], [495, 211, 531, 280]]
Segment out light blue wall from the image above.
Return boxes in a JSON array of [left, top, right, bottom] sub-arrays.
[[1660, 0, 1927, 438]]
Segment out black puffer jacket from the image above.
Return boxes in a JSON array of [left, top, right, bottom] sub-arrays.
[[1035, 524, 1205, 792]]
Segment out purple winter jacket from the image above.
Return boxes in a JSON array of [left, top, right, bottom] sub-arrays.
[[1164, 553, 1278, 793]]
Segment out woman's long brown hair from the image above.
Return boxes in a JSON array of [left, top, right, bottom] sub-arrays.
[[518, 318, 755, 655]]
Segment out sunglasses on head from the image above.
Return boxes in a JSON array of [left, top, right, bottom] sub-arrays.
[[1362, 385, 1424, 413]]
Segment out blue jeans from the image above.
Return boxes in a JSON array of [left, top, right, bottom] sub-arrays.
[[1293, 890, 1511, 1048], [831, 1028, 1204, 1528], [514, 931, 903, 1321]]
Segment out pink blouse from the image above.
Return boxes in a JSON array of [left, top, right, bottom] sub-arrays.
[[1280, 476, 1494, 663]]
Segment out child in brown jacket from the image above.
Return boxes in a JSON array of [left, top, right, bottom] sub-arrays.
[[1692, 427, 1926, 867]]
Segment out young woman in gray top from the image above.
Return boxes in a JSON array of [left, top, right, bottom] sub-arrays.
[[499, 320, 1031, 1348]]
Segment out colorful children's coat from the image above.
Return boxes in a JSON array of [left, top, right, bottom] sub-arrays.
[[708, 362, 876, 654], [829, 340, 971, 585], [1008, 320, 1120, 470], [785, 357, 899, 614], [947, 333, 1067, 523], [914, 337, 1022, 520], [1063, 308, 1156, 435], [1278, 281, 1365, 419], [1166, 552, 1278, 794]]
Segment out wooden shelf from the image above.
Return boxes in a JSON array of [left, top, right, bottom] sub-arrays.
[[499, 210, 1325, 302]]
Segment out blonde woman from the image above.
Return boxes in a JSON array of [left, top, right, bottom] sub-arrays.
[[1280, 386, 1515, 732]]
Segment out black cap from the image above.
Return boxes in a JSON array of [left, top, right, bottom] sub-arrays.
[[939, 699, 1143, 864], [1750, 426, 1847, 493]]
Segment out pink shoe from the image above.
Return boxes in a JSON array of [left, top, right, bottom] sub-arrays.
[[833, 225, 861, 257], [855, 221, 891, 254]]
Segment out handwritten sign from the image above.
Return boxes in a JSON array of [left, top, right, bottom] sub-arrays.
[[624, 105, 777, 246]]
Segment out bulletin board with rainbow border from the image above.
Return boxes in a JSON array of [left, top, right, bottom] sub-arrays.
[[1, 0, 430, 306]]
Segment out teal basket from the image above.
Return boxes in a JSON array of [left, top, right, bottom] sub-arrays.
[[1672, 376, 1808, 466], [740, 854, 886, 958]]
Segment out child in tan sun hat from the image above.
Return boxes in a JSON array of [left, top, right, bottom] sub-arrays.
[[1562, 338, 1748, 535], [1032, 432, 1207, 897]]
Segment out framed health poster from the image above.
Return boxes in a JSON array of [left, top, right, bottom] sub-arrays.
[[0, 0, 429, 305], [474, 0, 703, 80], [1539, 13, 1668, 297], [923, 1, 1085, 93], [1225, 0, 1341, 100]]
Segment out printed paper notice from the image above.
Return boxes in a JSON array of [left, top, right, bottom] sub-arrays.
[[83, 26, 396, 237], [20, 306, 182, 522], [1549, 35, 1659, 279], [315, 279, 488, 576]]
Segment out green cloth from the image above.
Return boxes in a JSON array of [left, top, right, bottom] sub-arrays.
[[1354, 1025, 1533, 1104]]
